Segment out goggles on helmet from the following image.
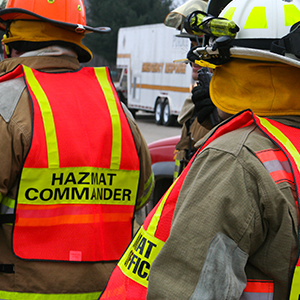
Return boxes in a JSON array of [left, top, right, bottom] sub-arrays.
[[185, 0, 300, 68]]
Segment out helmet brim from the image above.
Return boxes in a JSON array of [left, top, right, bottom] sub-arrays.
[[230, 47, 300, 68], [194, 46, 300, 69], [0, 8, 111, 34]]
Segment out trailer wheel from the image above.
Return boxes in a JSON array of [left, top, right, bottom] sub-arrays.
[[155, 99, 163, 125], [162, 101, 176, 126]]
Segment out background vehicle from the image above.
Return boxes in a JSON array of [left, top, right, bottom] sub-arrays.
[[148, 135, 180, 206], [115, 23, 192, 126], [135, 134, 180, 224]]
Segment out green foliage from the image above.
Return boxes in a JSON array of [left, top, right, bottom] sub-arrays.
[[83, 0, 173, 66]]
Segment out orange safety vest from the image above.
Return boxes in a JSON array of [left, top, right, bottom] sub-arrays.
[[100, 109, 300, 299], [8, 64, 140, 262]]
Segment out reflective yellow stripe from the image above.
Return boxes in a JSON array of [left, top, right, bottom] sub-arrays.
[[147, 178, 178, 236], [222, 7, 236, 21], [290, 266, 300, 299], [118, 225, 164, 288], [1, 196, 15, 209], [173, 172, 179, 179], [284, 4, 300, 26], [22, 65, 59, 168], [258, 117, 300, 172], [118, 178, 178, 287], [94, 68, 122, 170], [144, 171, 154, 192], [0, 290, 101, 299], [174, 159, 180, 179], [244, 7, 268, 29], [257, 117, 300, 300], [137, 172, 154, 210]]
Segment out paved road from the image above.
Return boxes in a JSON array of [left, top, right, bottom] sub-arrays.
[[135, 112, 182, 144]]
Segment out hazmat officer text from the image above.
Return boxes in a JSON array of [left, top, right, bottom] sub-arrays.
[[118, 227, 165, 287]]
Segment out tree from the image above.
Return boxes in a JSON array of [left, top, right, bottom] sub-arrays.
[[83, 0, 173, 67]]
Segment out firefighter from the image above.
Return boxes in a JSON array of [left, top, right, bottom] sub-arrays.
[[147, 0, 300, 299], [0, 0, 154, 299], [164, 0, 219, 179], [100, 0, 300, 299]]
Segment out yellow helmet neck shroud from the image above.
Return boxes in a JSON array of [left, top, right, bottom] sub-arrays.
[[2, 20, 92, 62], [210, 59, 300, 116]]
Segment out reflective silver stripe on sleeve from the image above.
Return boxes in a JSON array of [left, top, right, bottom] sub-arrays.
[[0, 77, 26, 122], [263, 159, 291, 174], [240, 292, 273, 300], [0, 205, 14, 214], [190, 232, 248, 300], [1, 196, 15, 214]]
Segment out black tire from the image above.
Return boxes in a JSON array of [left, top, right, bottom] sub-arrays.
[[162, 100, 176, 126], [155, 99, 163, 125]]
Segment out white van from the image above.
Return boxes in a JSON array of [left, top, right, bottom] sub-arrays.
[[115, 23, 192, 126]]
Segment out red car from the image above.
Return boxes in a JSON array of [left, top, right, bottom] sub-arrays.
[[135, 135, 180, 224], [147, 135, 180, 209]]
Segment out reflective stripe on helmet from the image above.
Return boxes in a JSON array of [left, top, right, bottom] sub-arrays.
[[284, 4, 300, 26], [220, 1, 300, 38], [244, 7, 268, 29]]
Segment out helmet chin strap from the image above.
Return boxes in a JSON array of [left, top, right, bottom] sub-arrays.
[[2, 31, 11, 58], [270, 22, 300, 59], [2, 20, 12, 58]]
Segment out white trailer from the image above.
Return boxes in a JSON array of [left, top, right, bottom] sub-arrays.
[[115, 23, 192, 126]]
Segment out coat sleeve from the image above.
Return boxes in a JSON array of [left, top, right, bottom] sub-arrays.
[[0, 83, 30, 203], [147, 146, 264, 299]]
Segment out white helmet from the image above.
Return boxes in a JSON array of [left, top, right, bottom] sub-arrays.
[[220, 0, 300, 39], [189, 0, 300, 68]]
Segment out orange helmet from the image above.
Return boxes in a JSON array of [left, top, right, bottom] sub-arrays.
[[0, 0, 111, 62], [0, 0, 111, 34]]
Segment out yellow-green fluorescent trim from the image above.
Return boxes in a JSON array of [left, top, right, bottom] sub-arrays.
[[258, 117, 300, 172], [0, 291, 101, 299], [284, 4, 300, 26], [222, 7, 236, 21], [137, 172, 155, 210], [244, 7, 268, 29], [22, 66, 59, 168], [1, 196, 15, 209], [94, 68, 122, 170]]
